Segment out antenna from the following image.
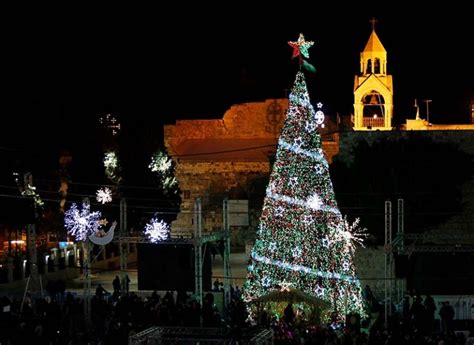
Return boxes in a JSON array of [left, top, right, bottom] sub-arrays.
[[423, 99, 432, 124]]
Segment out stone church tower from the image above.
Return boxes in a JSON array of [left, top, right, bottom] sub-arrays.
[[353, 27, 393, 130]]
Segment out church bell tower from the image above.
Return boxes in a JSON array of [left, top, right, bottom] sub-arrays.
[[353, 19, 393, 130]]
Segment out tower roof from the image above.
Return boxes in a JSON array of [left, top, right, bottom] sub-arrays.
[[363, 30, 386, 53]]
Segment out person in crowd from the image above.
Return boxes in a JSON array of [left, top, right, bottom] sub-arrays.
[[112, 275, 121, 294]]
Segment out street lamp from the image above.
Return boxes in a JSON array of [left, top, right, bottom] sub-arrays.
[[423, 99, 432, 124]]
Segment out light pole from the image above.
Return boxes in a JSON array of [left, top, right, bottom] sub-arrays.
[[423, 99, 432, 123]]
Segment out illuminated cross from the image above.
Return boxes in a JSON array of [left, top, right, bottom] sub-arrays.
[[369, 17, 378, 31]]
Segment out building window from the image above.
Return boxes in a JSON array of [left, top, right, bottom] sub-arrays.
[[374, 58, 380, 74], [366, 59, 372, 74], [183, 190, 191, 199]]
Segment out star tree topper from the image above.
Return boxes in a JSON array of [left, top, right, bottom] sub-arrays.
[[288, 33, 316, 73], [288, 33, 314, 58]]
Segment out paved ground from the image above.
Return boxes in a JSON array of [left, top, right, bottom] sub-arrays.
[[70, 251, 250, 297], [0, 251, 251, 299]]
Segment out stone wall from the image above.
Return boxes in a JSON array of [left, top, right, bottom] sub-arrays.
[[165, 99, 341, 247], [355, 247, 390, 301], [164, 99, 289, 151], [172, 161, 270, 245], [165, 99, 286, 247]]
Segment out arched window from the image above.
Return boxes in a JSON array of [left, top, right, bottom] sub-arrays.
[[366, 59, 372, 74], [374, 58, 380, 74]]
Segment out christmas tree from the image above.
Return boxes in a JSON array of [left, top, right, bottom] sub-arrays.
[[242, 34, 365, 319]]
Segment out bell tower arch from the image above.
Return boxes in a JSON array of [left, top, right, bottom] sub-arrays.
[[354, 19, 393, 130]]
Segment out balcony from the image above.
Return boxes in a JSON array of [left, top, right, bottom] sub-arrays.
[[363, 117, 385, 128]]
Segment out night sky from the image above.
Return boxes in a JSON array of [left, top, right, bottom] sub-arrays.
[[1, 8, 473, 181]]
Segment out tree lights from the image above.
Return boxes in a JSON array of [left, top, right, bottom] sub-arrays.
[[242, 35, 365, 319]]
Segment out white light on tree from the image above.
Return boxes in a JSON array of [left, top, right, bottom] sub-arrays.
[[307, 193, 322, 210], [65, 203, 102, 241], [96, 187, 112, 204], [144, 217, 170, 243]]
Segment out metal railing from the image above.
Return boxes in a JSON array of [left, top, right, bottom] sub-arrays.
[[129, 327, 273, 345]]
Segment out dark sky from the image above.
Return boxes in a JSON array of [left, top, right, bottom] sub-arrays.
[[1, 7, 473, 179]]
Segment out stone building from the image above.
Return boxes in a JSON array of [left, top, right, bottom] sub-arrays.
[[164, 99, 339, 248]]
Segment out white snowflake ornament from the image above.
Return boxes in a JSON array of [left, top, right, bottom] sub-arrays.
[[96, 187, 112, 204], [65, 203, 102, 241], [144, 217, 170, 243]]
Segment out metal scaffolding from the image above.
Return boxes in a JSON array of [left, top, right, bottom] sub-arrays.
[[193, 198, 232, 310], [119, 198, 129, 295], [383, 198, 474, 329], [384, 200, 393, 329], [82, 197, 92, 326], [117, 198, 232, 311]]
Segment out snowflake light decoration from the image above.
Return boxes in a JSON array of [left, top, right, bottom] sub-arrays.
[[96, 187, 112, 204], [149, 150, 178, 194], [65, 203, 102, 241], [104, 151, 121, 184], [149, 151, 173, 173], [144, 217, 170, 243], [334, 217, 367, 250], [307, 193, 322, 210], [104, 152, 118, 170]]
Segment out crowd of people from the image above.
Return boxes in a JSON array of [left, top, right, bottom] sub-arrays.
[[1, 279, 473, 344], [260, 289, 473, 345], [0, 281, 249, 344]]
